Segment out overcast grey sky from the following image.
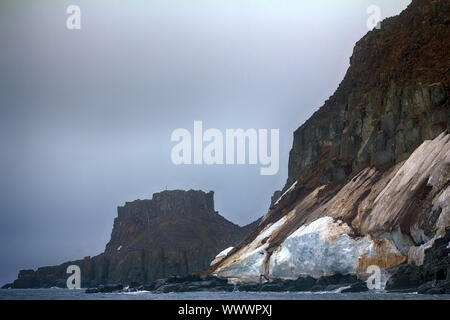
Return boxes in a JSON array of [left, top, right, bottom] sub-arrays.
[[0, 0, 411, 285]]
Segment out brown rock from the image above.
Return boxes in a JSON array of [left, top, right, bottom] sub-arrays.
[[9, 190, 259, 288]]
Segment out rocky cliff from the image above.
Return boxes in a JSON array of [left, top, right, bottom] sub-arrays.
[[7, 190, 258, 288], [5, 0, 449, 292], [285, 0, 449, 193], [209, 0, 449, 284]]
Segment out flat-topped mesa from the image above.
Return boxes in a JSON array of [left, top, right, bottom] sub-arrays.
[[151, 190, 215, 215], [105, 189, 224, 256], [7, 189, 258, 288], [117, 190, 216, 220], [101, 189, 254, 284]]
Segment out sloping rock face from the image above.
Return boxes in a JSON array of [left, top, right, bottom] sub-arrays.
[[209, 0, 449, 283], [9, 190, 258, 288], [213, 130, 449, 284]]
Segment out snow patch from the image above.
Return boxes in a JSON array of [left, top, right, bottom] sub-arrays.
[[210, 247, 234, 266], [269, 217, 373, 279]]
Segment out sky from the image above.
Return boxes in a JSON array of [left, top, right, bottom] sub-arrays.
[[0, 0, 411, 285]]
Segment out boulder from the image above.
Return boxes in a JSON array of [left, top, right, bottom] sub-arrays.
[[341, 281, 369, 293], [98, 284, 123, 293], [236, 283, 261, 292], [85, 288, 99, 294], [260, 279, 295, 292], [1, 283, 12, 289], [293, 276, 316, 291], [386, 227, 450, 293]]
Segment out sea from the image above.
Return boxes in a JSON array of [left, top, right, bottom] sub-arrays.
[[0, 288, 449, 300]]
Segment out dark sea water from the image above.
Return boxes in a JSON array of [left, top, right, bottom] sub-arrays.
[[1, 288, 449, 300]]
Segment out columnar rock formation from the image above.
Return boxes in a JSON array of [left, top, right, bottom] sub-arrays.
[[209, 0, 449, 283], [285, 0, 449, 192], [8, 190, 258, 288]]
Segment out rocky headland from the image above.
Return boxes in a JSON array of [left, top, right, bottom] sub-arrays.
[[4, 190, 258, 289]]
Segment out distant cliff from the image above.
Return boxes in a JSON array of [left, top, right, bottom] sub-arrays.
[[210, 0, 449, 284], [7, 190, 259, 288]]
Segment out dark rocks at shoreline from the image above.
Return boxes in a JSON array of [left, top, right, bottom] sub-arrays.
[[416, 280, 450, 295], [85, 275, 234, 294], [1, 283, 12, 289], [385, 227, 450, 294], [149, 275, 232, 293], [341, 282, 370, 293], [85, 284, 123, 294], [293, 276, 317, 291], [249, 274, 368, 293], [385, 264, 424, 292], [84, 273, 369, 294], [311, 274, 364, 292]]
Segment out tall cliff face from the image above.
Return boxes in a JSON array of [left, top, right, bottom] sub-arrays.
[[210, 0, 449, 282], [101, 190, 256, 284], [286, 0, 449, 193], [9, 190, 258, 288]]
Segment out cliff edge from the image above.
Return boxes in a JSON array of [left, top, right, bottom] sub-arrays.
[[8, 190, 258, 288]]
